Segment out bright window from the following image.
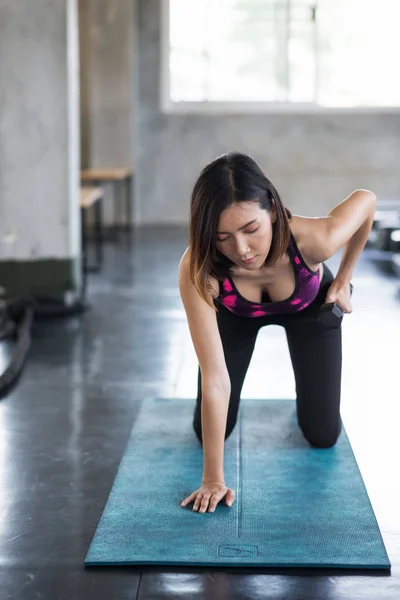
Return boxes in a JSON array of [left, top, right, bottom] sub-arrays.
[[162, 0, 400, 111]]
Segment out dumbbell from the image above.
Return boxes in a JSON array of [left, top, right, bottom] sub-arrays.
[[318, 283, 353, 328]]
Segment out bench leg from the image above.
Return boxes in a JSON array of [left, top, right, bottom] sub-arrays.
[[81, 200, 104, 274], [94, 197, 104, 268], [93, 178, 116, 242], [112, 181, 120, 233], [125, 174, 133, 233], [80, 207, 89, 300]]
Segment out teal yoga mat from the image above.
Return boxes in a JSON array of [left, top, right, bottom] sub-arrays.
[[85, 398, 391, 569]]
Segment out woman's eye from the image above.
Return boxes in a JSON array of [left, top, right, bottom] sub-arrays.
[[217, 227, 258, 243]]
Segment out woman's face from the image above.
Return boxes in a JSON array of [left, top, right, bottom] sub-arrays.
[[216, 201, 275, 269]]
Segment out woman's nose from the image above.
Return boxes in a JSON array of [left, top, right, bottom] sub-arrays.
[[235, 238, 250, 256]]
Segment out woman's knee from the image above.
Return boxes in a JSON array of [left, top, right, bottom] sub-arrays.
[[302, 420, 342, 448], [308, 435, 339, 449]]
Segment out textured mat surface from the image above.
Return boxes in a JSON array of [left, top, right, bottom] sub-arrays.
[[85, 398, 391, 569]]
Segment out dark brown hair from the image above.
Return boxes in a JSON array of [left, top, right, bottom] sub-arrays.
[[188, 152, 292, 308]]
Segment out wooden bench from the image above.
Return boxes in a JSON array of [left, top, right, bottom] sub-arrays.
[[80, 186, 105, 299], [80, 186, 104, 209], [80, 167, 133, 233]]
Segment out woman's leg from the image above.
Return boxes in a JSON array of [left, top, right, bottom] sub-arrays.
[[193, 308, 260, 444], [283, 266, 343, 448]]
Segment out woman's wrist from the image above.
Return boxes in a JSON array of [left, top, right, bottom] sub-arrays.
[[334, 273, 352, 286], [202, 479, 225, 484]]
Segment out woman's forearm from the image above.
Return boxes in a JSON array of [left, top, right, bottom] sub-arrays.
[[335, 213, 374, 284], [329, 190, 376, 283], [201, 386, 230, 483]]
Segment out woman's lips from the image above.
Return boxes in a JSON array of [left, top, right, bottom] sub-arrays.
[[242, 256, 256, 264]]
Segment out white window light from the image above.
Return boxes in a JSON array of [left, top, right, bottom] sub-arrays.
[[160, 0, 400, 113]]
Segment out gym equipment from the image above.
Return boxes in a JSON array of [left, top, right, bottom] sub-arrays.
[[0, 297, 33, 399], [392, 253, 400, 277], [319, 302, 344, 327], [376, 213, 400, 252], [85, 397, 390, 569], [390, 229, 400, 253], [318, 283, 353, 328], [0, 290, 88, 400]]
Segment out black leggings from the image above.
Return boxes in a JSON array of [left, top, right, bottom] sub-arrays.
[[193, 264, 344, 449]]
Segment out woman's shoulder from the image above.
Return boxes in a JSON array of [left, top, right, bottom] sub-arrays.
[[288, 215, 322, 269], [179, 246, 220, 300], [288, 214, 309, 238]]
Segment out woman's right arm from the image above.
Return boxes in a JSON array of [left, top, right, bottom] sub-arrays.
[[178, 251, 231, 483]]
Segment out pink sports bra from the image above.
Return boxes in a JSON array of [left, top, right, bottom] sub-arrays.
[[215, 232, 321, 318]]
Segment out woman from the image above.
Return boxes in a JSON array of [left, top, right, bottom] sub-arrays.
[[178, 152, 376, 515]]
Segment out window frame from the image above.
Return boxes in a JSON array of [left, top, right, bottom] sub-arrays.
[[160, 0, 400, 115]]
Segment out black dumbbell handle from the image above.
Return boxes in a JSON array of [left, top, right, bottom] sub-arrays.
[[319, 283, 353, 326], [320, 301, 344, 316]]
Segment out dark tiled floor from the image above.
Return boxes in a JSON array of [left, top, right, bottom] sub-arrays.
[[0, 227, 399, 599]]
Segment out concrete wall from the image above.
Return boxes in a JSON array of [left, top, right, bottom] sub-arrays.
[[135, 0, 400, 225], [0, 0, 80, 294], [79, 0, 134, 169]]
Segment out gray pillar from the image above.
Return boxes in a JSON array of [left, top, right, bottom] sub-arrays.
[[0, 0, 80, 295], [78, 0, 135, 227], [78, 0, 135, 168], [135, 0, 163, 226]]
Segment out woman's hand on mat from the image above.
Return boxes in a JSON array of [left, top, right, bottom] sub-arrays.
[[325, 279, 352, 313], [181, 481, 235, 513]]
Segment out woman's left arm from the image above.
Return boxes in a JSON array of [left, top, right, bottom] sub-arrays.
[[327, 188, 376, 286], [301, 189, 377, 312]]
